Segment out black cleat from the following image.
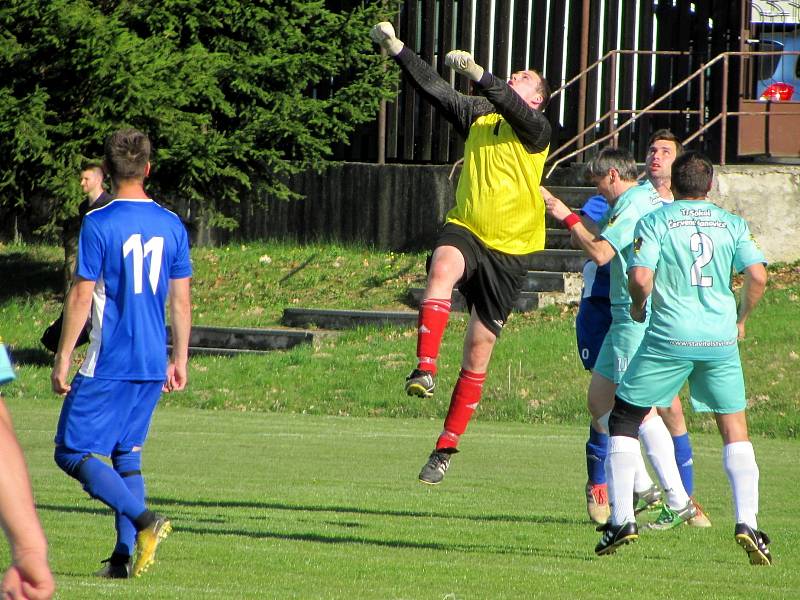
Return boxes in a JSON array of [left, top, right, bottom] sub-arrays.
[[405, 369, 435, 398], [595, 521, 639, 556], [94, 554, 132, 579], [418, 449, 455, 485], [734, 523, 773, 565]]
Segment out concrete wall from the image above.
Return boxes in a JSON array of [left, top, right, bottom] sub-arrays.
[[711, 166, 800, 264]]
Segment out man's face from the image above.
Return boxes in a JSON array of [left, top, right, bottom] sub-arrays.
[[646, 139, 678, 179], [80, 169, 102, 195], [508, 70, 543, 109], [592, 170, 615, 203]]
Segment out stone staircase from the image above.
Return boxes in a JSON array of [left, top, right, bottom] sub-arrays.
[[184, 171, 592, 354]]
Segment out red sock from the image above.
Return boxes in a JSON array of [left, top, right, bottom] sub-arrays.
[[416, 298, 451, 375], [436, 369, 486, 450]]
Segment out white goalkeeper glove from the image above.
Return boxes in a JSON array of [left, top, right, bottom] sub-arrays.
[[370, 22, 404, 57], [445, 50, 485, 82]]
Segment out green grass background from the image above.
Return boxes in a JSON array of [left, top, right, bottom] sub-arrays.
[[0, 242, 798, 598], [6, 399, 800, 599]]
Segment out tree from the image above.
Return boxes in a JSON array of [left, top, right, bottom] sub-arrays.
[[0, 0, 398, 237]]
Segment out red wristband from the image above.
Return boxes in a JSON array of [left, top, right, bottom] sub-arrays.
[[563, 213, 581, 230]]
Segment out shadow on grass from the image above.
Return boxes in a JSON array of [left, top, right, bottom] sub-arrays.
[[147, 496, 581, 527], [11, 346, 54, 367], [0, 251, 61, 302], [169, 523, 594, 560]]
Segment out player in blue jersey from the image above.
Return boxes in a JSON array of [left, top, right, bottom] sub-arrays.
[[543, 147, 693, 528], [595, 151, 770, 564], [51, 129, 192, 579], [572, 195, 613, 522]]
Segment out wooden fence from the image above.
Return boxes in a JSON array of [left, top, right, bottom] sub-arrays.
[[335, 0, 747, 164]]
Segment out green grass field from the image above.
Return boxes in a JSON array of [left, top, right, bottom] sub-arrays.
[[1, 242, 799, 598], [5, 396, 799, 599]]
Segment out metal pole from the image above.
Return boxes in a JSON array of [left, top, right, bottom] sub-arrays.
[[577, 0, 590, 160], [721, 54, 728, 165], [699, 66, 705, 146], [378, 97, 386, 165], [609, 51, 618, 146]]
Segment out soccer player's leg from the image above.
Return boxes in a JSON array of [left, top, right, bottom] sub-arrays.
[[577, 299, 612, 523], [658, 396, 711, 527], [418, 246, 517, 485], [407, 243, 465, 397], [419, 311, 493, 485], [692, 360, 772, 564], [122, 381, 173, 577], [595, 398, 649, 555], [617, 350, 696, 530], [53, 377, 149, 563]]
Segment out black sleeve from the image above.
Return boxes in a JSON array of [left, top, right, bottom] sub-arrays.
[[393, 47, 492, 138], [475, 72, 551, 153]]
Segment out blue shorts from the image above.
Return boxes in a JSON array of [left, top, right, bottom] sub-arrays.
[[617, 345, 747, 414], [55, 374, 163, 455], [575, 297, 612, 370]]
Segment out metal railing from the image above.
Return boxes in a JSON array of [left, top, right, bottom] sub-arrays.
[[545, 49, 800, 176]]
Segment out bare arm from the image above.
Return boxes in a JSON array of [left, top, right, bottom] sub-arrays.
[[51, 277, 94, 395], [0, 397, 55, 600], [541, 186, 615, 265], [628, 266, 654, 322], [736, 263, 767, 340], [165, 277, 192, 392]]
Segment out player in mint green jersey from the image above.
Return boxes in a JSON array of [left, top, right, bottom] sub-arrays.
[[544, 147, 697, 529], [596, 151, 770, 565]]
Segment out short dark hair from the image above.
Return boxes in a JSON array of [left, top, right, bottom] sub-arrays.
[[104, 128, 151, 182], [586, 146, 638, 181], [81, 160, 105, 175], [533, 70, 551, 111], [670, 151, 713, 198], [648, 129, 684, 156]]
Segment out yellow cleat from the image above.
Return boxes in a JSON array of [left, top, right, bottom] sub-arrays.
[[133, 515, 172, 577]]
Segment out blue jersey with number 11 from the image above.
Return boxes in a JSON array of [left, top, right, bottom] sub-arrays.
[[76, 199, 192, 380]]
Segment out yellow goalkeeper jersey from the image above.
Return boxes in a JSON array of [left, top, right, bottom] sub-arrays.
[[446, 113, 548, 255]]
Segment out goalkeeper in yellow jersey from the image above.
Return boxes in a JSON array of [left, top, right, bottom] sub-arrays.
[[371, 22, 551, 485]]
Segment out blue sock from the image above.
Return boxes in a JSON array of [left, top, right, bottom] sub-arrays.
[[672, 433, 694, 496], [586, 425, 608, 485], [55, 447, 147, 523], [112, 449, 145, 557]]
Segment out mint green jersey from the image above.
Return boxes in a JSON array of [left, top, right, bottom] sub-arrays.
[[630, 200, 766, 359], [600, 181, 665, 319]]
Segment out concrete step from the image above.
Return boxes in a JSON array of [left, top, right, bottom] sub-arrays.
[[545, 228, 572, 249], [521, 249, 586, 272], [282, 308, 418, 330], [169, 325, 332, 353], [187, 346, 275, 356], [407, 288, 577, 313], [522, 270, 584, 295], [544, 185, 597, 208]]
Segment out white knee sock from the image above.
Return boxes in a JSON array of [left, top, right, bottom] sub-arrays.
[[632, 448, 655, 494], [606, 435, 640, 526], [639, 416, 689, 508], [723, 441, 759, 529]]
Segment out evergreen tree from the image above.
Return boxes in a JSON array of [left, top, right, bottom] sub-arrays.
[[0, 0, 397, 235]]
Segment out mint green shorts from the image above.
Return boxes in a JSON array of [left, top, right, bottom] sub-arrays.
[[593, 318, 647, 383], [616, 345, 746, 414]]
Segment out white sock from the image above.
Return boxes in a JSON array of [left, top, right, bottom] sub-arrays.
[[606, 436, 640, 526], [723, 441, 759, 529], [632, 448, 655, 494], [639, 416, 689, 508]]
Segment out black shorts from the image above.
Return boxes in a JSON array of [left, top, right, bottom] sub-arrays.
[[431, 223, 528, 337]]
